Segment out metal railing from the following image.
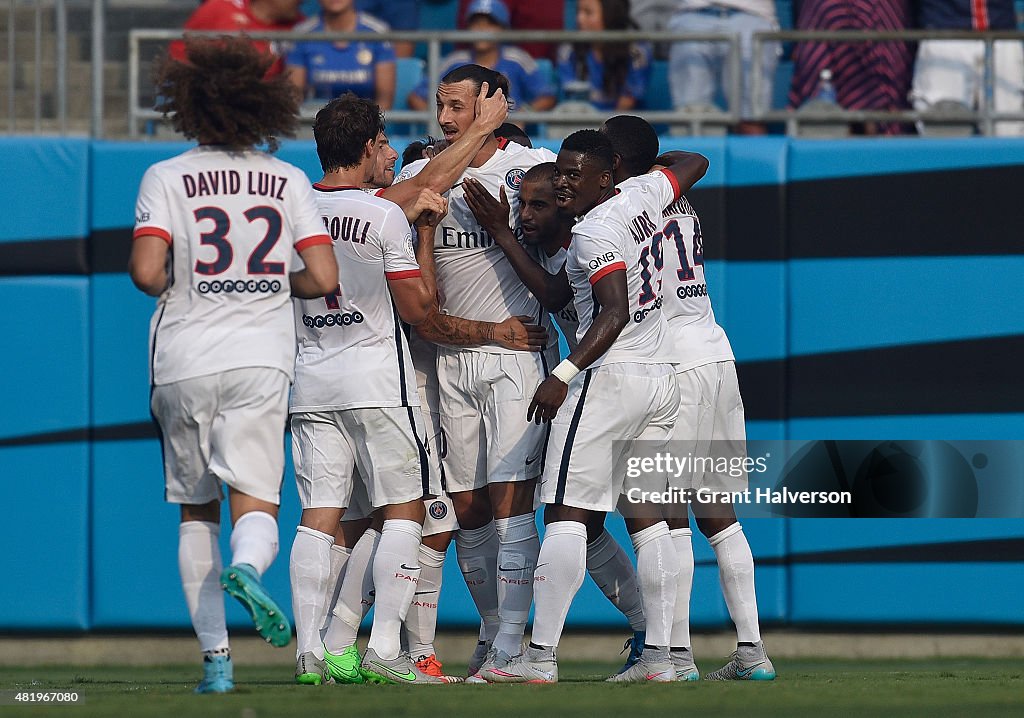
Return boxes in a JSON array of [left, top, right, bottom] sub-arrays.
[[127, 29, 744, 139], [752, 29, 1024, 136]]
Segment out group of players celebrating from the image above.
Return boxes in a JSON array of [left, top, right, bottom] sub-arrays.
[[130, 36, 775, 694]]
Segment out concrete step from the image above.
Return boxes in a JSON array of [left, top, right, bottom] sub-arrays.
[[0, 31, 86, 62], [0, 59, 126, 91], [0, 6, 57, 33]]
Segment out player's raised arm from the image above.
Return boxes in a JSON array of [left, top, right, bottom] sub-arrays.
[[378, 80, 508, 214], [653, 150, 710, 199], [388, 194, 448, 326], [462, 178, 573, 313], [527, 267, 629, 423]]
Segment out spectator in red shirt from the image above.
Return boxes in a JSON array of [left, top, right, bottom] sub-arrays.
[[171, 0, 304, 76], [457, 0, 564, 61]]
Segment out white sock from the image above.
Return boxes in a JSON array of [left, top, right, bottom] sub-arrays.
[[179, 521, 228, 653], [586, 529, 645, 632], [709, 523, 761, 644], [229, 511, 279, 576], [289, 526, 333, 658], [366, 519, 422, 660], [630, 522, 678, 649], [455, 522, 500, 642], [319, 544, 353, 640], [493, 513, 540, 656], [669, 528, 694, 648], [324, 528, 379, 653], [404, 544, 445, 659], [530, 521, 587, 648]]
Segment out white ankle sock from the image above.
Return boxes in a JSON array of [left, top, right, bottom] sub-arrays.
[[289, 526, 333, 658], [179, 521, 229, 653], [493, 513, 539, 656], [669, 528, 694, 648], [229, 511, 279, 576], [366, 519, 423, 661], [324, 528, 379, 653], [586, 529, 645, 632], [709, 523, 761, 644], [404, 544, 446, 659], [530, 521, 587, 648], [456, 522, 500, 642], [630, 522, 678, 649], [319, 544, 353, 640]]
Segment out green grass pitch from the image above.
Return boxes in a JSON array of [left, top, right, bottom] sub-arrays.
[[2, 659, 1022, 717]]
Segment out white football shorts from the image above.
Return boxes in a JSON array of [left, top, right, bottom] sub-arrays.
[[539, 362, 680, 512], [437, 347, 556, 493], [152, 366, 290, 505]]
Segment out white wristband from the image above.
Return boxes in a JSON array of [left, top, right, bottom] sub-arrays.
[[551, 359, 580, 385]]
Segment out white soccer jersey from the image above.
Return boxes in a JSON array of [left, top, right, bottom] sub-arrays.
[[133, 146, 330, 386], [395, 140, 557, 351], [290, 186, 421, 412], [534, 244, 581, 351], [566, 169, 681, 367], [635, 189, 735, 371]]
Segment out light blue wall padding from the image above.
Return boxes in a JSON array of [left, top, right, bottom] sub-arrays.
[[91, 275, 158, 427], [0, 138, 89, 242], [788, 138, 1024, 182], [90, 141, 192, 231], [790, 563, 1024, 624], [788, 413, 1024, 442], [790, 519, 1024, 552], [789, 256, 1024, 356], [0, 278, 90, 440], [0, 443, 90, 629]]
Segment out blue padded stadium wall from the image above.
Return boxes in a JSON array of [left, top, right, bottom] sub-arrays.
[[0, 136, 1022, 631]]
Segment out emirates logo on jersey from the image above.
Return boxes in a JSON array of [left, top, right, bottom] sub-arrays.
[[505, 168, 525, 190]]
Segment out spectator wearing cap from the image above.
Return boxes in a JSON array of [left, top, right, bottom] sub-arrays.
[[171, 0, 304, 77], [457, 0, 565, 61], [556, 0, 652, 111], [408, 0, 557, 112], [285, 0, 396, 108]]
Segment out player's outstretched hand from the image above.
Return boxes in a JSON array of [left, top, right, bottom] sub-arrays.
[[474, 81, 508, 132], [413, 189, 448, 228], [462, 179, 511, 240], [494, 315, 548, 352], [528, 375, 569, 424]]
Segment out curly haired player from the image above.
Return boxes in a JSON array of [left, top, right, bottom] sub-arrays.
[[129, 36, 338, 694]]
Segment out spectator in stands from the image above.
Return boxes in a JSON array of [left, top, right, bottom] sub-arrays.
[[911, 0, 1024, 136], [407, 0, 557, 112], [172, 0, 303, 77], [286, 0, 396, 108], [557, 0, 653, 111], [788, 0, 914, 135], [667, 1, 782, 135], [457, 0, 565, 61], [356, 0, 419, 57]]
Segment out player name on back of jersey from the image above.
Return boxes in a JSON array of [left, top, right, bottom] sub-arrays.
[[322, 214, 372, 245], [181, 169, 288, 200], [628, 210, 658, 246]]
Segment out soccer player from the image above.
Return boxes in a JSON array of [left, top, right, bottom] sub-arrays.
[[473, 130, 709, 684], [601, 115, 775, 681], [464, 162, 648, 670], [289, 93, 450, 685], [396, 64, 560, 676], [129, 37, 338, 694]]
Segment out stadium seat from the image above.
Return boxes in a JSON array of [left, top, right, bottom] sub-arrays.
[[394, 57, 425, 111]]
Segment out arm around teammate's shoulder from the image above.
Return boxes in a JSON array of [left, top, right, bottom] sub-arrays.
[[654, 151, 709, 199]]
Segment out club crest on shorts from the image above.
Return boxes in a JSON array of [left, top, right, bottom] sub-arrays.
[[428, 500, 448, 520], [505, 168, 525, 190]]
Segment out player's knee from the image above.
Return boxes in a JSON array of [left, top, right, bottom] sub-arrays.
[[695, 513, 737, 538], [450, 488, 493, 529], [489, 479, 537, 519], [180, 499, 220, 524]]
